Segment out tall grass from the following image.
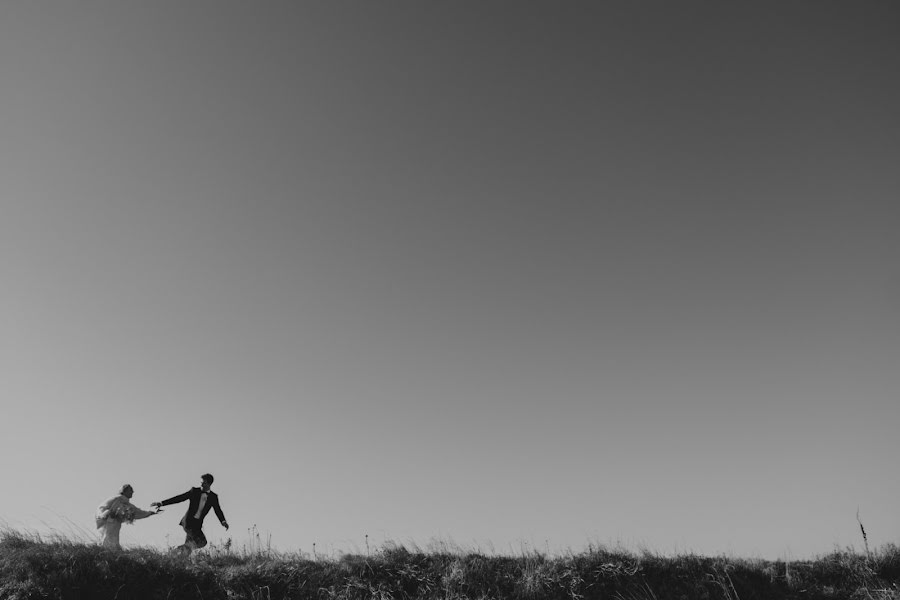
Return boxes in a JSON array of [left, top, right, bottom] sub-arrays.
[[1, 528, 898, 599]]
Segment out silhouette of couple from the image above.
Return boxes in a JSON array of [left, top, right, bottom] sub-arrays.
[[95, 473, 228, 553]]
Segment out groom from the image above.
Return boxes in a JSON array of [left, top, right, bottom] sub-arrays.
[[152, 473, 229, 554]]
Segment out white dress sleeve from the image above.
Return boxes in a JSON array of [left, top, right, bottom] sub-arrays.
[[95, 496, 121, 528]]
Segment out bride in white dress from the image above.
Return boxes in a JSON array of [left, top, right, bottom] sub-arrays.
[[95, 484, 159, 549]]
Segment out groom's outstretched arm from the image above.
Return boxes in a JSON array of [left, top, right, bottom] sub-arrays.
[[154, 490, 192, 507]]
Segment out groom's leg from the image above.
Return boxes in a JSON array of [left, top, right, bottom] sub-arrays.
[[193, 529, 208, 549], [183, 518, 207, 552], [180, 524, 196, 554]]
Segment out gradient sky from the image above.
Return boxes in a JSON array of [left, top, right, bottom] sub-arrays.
[[2, 2, 899, 560]]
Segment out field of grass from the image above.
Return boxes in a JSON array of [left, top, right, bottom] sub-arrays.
[[1, 528, 898, 600]]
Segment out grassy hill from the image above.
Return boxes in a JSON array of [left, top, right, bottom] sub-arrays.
[[1, 529, 898, 599]]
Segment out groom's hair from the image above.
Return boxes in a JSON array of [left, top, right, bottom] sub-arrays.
[[202, 473, 214, 485]]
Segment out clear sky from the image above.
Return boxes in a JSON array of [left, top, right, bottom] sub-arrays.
[[2, 2, 899, 560]]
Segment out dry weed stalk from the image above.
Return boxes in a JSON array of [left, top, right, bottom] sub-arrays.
[[857, 508, 872, 564]]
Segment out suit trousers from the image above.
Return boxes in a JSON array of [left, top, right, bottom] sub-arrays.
[[181, 517, 208, 549]]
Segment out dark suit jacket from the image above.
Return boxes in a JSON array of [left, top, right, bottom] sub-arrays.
[[160, 487, 227, 528]]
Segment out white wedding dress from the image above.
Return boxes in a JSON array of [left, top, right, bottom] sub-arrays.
[[95, 494, 155, 549]]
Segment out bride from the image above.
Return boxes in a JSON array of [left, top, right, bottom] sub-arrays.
[[95, 484, 159, 549]]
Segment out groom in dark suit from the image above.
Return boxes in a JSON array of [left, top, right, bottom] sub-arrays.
[[152, 473, 229, 554]]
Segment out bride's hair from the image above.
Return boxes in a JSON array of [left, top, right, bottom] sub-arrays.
[[120, 484, 133, 494]]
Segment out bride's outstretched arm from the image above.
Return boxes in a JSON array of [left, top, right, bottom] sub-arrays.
[[131, 506, 158, 520]]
